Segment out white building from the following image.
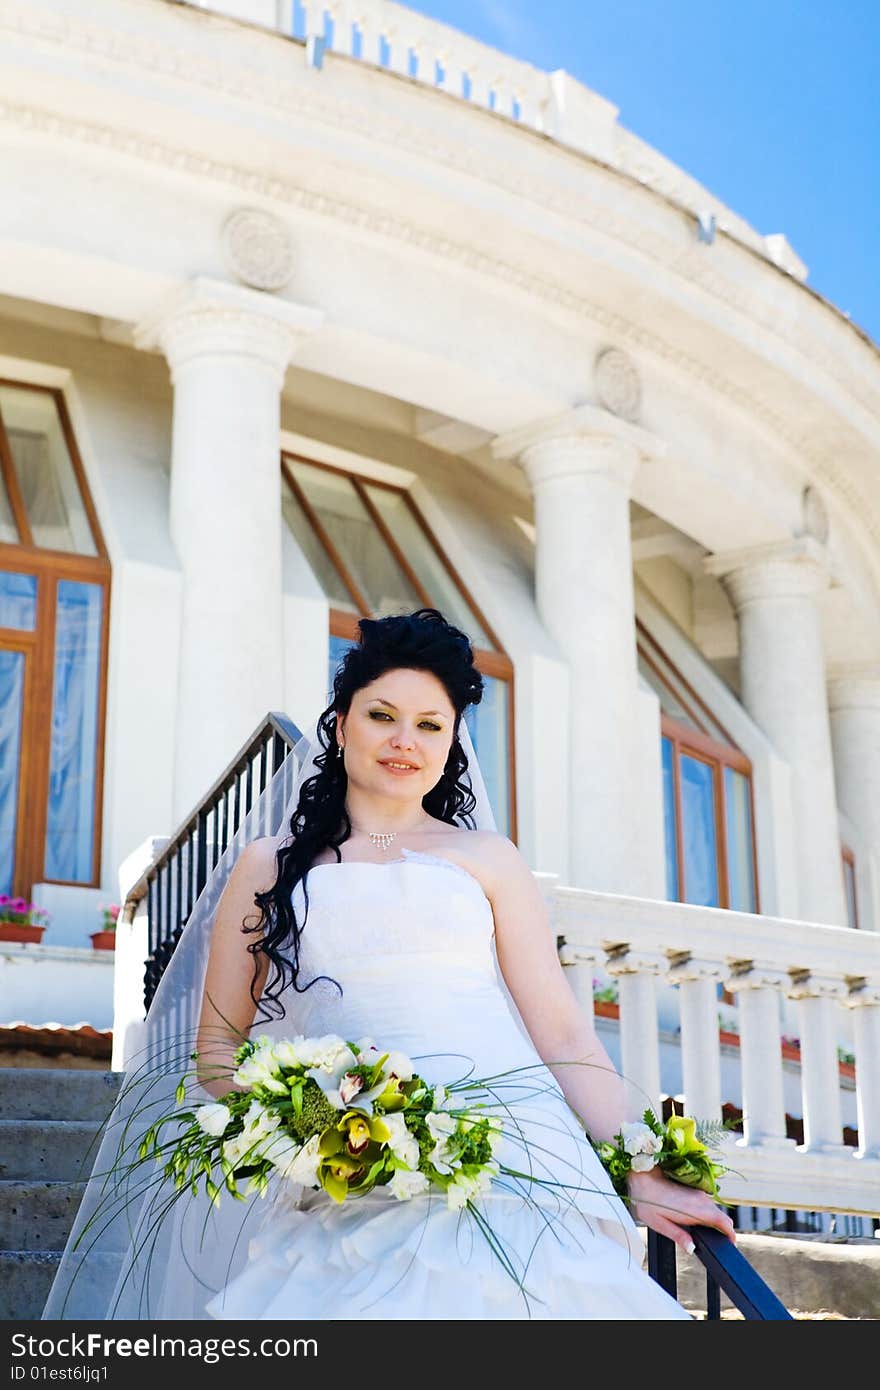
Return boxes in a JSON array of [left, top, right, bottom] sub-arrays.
[[1, 0, 878, 1225]]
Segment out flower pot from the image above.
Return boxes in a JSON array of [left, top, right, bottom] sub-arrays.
[[0, 922, 46, 944], [90, 930, 116, 951], [593, 999, 620, 1020]]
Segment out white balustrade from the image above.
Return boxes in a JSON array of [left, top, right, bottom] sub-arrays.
[[605, 949, 663, 1117], [667, 955, 723, 1123], [726, 966, 794, 1148], [846, 978, 880, 1158], [787, 972, 848, 1153], [551, 885, 880, 1217]]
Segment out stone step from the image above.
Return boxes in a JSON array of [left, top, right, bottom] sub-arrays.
[[0, 1121, 104, 1182], [0, 1249, 59, 1321], [0, 1067, 121, 1121], [0, 1181, 85, 1251]]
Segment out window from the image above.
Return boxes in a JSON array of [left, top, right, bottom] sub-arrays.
[[282, 455, 515, 836], [0, 383, 109, 898], [638, 620, 758, 912], [842, 846, 859, 930]]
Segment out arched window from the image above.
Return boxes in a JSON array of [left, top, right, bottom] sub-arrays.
[[637, 620, 759, 912], [0, 382, 110, 899], [281, 454, 516, 837]]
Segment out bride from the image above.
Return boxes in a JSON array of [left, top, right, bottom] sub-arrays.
[[44, 608, 734, 1321]]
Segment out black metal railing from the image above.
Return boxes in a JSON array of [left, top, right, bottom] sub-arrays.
[[648, 1228, 793, 1319], [124, 712, 303, 1012]]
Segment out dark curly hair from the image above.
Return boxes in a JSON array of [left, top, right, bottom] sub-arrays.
[[247, 608, 484, 1018]]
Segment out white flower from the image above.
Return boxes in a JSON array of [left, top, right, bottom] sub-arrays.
[[222, 1133, 253, 1166], [620, 1121, 663, 1158], [273, 1037, 309, 1068], [630, 1153, 659, 1173], [260, 1132, 321, 1187], [445, 1164, 497, 1211], [487, 1120, 504, 1154], [309, 1034, 356, 1073], [234, 1049, 284, 1091], [426, 1111, 456, 1142], [432, 1086, 449, 1109], [194, 1102, 231, 1138], [388, 1169, 430, 1201], [429, 1140, 456, 1175], [287, 1134, 323, 1187], [385, 1050, 414, 1082], [339, 1072, 365, 1105], [241, 1099, 281, 1140], [382, 1112, 420, 1169]]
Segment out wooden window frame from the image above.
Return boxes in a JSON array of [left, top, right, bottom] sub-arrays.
[[282, 452, 517, 841], [0, 384, 110, 896], [646, 627, 760, 916]]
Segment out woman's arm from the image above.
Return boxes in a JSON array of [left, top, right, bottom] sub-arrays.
[[194, 836, 279, 1098], [485, 837, 736, 1252]]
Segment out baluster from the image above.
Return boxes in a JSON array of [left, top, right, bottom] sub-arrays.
[[303, 2, 328, 67], [557, 941, 604, 1018], [845, 977, 880, 1158], [356, 12, 384, 65], [667, 955, 723, 1122], [786, 972, 848, 1152], [438, 57, 465, 99], [726, 967, 793, 1148], [492, 80, 517, 119], [385, 28, 410, 75], [468, 68, 493, 109], [605, 949, 663, 1116], [327, 2, 355, 56]]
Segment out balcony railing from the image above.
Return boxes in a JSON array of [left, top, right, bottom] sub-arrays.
[[552, 882, 880, 1221]]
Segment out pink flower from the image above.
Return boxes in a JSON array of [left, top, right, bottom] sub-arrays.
[[10, 898, 27, 912]]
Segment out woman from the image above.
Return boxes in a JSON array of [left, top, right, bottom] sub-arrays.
[[192, 608, 732, 1320], [45, 608, 733, 1321]]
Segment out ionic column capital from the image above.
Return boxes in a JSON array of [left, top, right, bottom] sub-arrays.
[[492, 404, 661, 492], [135, 277, 324, 386], [827, 664, 880, 712], [704, 537, 831, 609], [844, 976, 880, 1009], [725, 964, 790, 995], [666, 955, 724, 986], [785, 971, 849, 1003]]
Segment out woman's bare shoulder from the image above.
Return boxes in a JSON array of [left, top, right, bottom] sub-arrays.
[[421, 826, 525, 888], [225, 835, 283, 892]]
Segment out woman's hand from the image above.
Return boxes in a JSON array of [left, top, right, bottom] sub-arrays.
[[625, 1167, 737, 1254]]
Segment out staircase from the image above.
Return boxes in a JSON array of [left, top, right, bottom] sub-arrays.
[[0, 1067, 122, 1320]]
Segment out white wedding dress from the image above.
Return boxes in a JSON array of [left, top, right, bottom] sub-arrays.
[[201, 851, 690, 1321]]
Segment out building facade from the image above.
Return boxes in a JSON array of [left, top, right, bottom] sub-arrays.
[[1, 3, 879, 1210]]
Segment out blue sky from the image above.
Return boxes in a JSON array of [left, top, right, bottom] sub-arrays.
[[404, 0, 879, 346]]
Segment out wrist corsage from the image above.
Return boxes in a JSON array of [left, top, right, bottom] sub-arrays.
[[595, 1110, 728, 1200]]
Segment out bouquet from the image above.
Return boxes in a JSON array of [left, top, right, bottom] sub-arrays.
[[594, 1109, 729, 1199], [141, 1033, 506, 1212]]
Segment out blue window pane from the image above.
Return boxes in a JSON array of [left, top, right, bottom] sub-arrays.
[[328, 634, 355, 700], [0, 650, 25, 895], [724, 766, 757, 912], [661, 736, 679, 900], [680, 754, 719, 907], [44, 581, 102, 882], [0, 572, 37, 631], [464, 675, 509, 837]]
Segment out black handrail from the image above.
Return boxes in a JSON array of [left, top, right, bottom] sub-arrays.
[[123, 712, 303, 1013], [648, 1228, 793, 1319]]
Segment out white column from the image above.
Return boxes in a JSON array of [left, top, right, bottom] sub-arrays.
[[494, 406, 657, 892], [726, 967, 794, 1148], [706, 539, 846, 926], [786, 972, 847, 1153], [605, 950, 663, 1117], [137, 278, 323, 818], [828, 666, 880, 870], [845, 978, 880, 1159], [667, 956, 723, 1122]]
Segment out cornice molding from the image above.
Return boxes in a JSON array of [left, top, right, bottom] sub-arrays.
[[2, 0, 878, 422], [1, 90, 879, 553]]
